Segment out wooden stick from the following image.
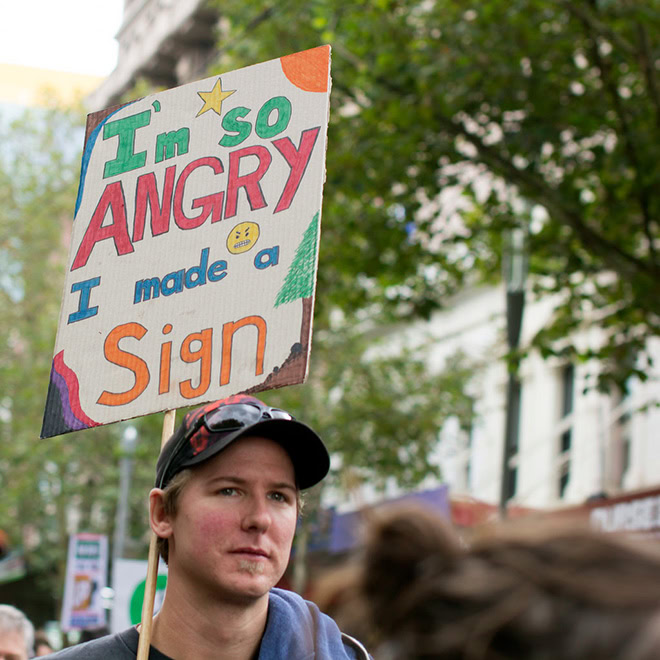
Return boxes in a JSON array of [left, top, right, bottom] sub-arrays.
[[137, 409, 176, 660]]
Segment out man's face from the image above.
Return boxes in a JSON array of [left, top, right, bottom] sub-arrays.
[[164, 435, 298, 603], [0, 630, 28, 660]]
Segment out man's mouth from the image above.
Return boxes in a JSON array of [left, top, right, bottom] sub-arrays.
[[231, 548, 269, 558]]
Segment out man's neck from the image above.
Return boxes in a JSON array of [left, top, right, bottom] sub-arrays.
[[149, 579, 269, 660]]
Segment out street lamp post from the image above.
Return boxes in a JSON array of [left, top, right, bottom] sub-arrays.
[[113, 426, 138, 565], [499, 228, 527, 517]]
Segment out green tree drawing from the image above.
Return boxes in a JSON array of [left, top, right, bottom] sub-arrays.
[[275, 211, 320, 307]]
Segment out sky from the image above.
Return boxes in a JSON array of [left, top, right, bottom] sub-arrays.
[[2, 0, 124, 76]]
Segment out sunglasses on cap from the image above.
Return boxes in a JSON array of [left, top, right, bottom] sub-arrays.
[[200, 401, 294, 431], [156, 401, 295, 489]]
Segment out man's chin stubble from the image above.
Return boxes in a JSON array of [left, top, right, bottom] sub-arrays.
[[238, 559, 266, 575]]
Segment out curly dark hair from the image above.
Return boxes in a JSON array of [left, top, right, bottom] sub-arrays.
[[356, 504, 660, 660]]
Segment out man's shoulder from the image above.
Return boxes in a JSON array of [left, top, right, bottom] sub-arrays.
[[269, 586, 308, 610], [266, 588, 370, 659], [46, 628, 137, 659]]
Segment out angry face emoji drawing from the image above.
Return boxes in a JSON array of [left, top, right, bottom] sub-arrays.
[[227, 222, 260, 254]]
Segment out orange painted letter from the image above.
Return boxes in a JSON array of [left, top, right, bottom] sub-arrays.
[[220, 316, 266, 386], [179, 328, 213, 399], [97, 322, 150, 406]]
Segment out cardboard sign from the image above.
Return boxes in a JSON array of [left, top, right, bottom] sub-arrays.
[[111, 559, 168, 633], [61, 533, 108, 631], [41, 46, 331, 438]]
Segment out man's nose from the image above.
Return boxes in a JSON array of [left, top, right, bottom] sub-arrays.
[[241, 495, 271, 532]]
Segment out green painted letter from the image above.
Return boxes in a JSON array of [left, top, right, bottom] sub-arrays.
[[155, 127, 190, 163], [219, 107, 252, 148], [255, 96, 291, 139], [103, 110, 151, 178]]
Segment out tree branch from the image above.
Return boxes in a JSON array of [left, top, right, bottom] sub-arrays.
[[560, 1, 635, 55], [575, 12, 657, 266], [635, 21, 660, 130], [433, 113, 659, 284]]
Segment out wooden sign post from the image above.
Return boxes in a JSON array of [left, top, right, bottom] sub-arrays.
[[136, 409, 175, 659]]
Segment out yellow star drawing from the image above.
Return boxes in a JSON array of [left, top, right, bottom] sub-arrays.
[[196, 78, 236, 117]]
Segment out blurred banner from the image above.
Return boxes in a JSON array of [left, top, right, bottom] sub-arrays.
[[111, 558, 168, 633], [0, 549, 26, 584], [61, 533, 108, 631]]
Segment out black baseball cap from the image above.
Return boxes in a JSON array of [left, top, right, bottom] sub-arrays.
[[155, 394, 330, 490]]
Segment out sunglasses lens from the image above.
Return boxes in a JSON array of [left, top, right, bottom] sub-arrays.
[[205, 404, 262, 431], [268, 409, 294, 420], [204, 404, 294, 432]]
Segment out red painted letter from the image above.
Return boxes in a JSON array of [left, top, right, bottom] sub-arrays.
[[133, 166, 176, 242], [224, 146, 272, 219], [174, 157, 224, 230], [71, 181, 133, 270], [272, 127, 320, 213]]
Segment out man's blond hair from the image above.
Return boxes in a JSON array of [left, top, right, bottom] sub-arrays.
[[156, 469, 193, 564]]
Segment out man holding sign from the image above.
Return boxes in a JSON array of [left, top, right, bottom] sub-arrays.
[[49, 395, 369, 659]]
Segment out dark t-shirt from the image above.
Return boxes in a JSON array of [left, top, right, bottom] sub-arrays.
[[46, 627, 170, 659], [46, 588, 365, 659]]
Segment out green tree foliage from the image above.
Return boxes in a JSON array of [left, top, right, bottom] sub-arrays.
[[211, 0, 660, 391], [0, 105, 90, 607], [0, 106, 163, 618], [268, 327, 475, 492]]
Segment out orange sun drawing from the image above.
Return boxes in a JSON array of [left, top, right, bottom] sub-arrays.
[[280, 45, 330, 93]]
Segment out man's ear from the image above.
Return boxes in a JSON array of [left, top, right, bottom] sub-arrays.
[[149, 488, 173, 539]]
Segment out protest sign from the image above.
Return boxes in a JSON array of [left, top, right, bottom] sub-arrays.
[[41, 46, 331, 438], [61, 533, 108, 631], [111, 558, 168, 633], [0, 550, 26, 584]]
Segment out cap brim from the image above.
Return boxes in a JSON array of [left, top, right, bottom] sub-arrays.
[[180, 418, 330, 490]]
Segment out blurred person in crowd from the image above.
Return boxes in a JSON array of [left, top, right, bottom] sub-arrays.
[[310, 562, 373, 648], [353, 503, 660, 660], [76, 627, 108, 645], [0, 604, 34, 660], [73, 626, 110, 644], [48, 395, 369, 659], [34, 632, 54, 656]]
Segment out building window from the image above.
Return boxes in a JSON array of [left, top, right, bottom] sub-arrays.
[[620, 434, 631, 486], [614, 400, 631, 488], [558, 364, 574, 498], [505, 464, 518, 502], [558, 463, 570, 498], [463, 417, 474, 490]]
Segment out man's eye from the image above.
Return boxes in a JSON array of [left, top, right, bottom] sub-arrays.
[[217, 487, 238, 496], [269, 491, 289, 503]]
